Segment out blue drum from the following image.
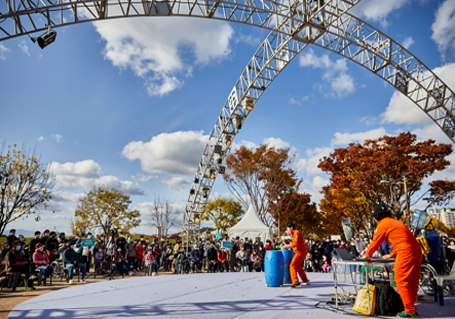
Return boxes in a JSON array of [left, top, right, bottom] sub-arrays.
[[425, 230, 441, 268], [282, 249, 294, 284], [264, 250, 284, 287]]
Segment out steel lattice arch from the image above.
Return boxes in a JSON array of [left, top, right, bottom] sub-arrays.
[[1, 0, 454, 246]]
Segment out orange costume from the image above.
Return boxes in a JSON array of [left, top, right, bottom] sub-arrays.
[[365, 217, 422, 314], [290, 229, 308, 285]]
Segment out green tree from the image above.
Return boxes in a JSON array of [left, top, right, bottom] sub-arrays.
[[74, 186, 141, 235], [0, 143, 55, 237], [202, 198, 244, 233]]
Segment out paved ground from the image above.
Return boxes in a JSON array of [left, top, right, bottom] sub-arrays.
[[6, 272, 455, 319], [0, 270, 172, 319]]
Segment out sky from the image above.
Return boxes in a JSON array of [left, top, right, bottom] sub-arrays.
[[1, 0, 455, 236]]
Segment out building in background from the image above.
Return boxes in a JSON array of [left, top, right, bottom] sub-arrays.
[[427, 207, 455, 227]]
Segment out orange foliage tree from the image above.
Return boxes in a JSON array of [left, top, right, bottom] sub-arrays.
[[318, 132, 453, 227], [268, 191, 320, 237], [223, 144, 299, 227], [319, 187, 372, 237]]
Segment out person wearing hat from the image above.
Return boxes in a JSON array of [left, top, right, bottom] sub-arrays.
[[281, 222, 310, 288], [363, 203, 422, 318], [33, 243, 53, 285]]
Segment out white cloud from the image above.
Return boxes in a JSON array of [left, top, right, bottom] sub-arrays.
[[51, 134, 63, 143], [0, 43, 9, 61], [51, 160, 101, 178], [93, 17, 234, 96], [331, 127, 388, 146], [297, 128, 389, 177], [297, 147, 333, 176], [299, 49, 355, 98], [132, 174, 157, 183], [52, 191, 84, 203], [431, 0, 455, 61], [161, 177, 190, 190], [402, 36, 415, 49], [263, 137, 290, 149], [122, 130, 208, 175], [350, 0, 411, 28], [38, 136, 44, 141], [51, 160, 144, 195], [381, 62, 455, 129], [18, 41, 30, 56]]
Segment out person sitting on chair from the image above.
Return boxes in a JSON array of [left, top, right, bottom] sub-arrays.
[[33, 243, 54, 286], [5, 240, 36, 290], [63, 242, 89, 284]]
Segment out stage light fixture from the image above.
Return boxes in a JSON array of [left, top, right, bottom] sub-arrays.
[[202, 187, 210, 198], [194, 178, 199, 183], [206, 167, 217, 179], [219, 166, 226, 174], [194, 213, 201, 223], [233, 116, 244, 130], [190, 189, 196, 195], [223, 134, 233, 146], [32, 29, 57, 49], [214, 145, 222, 154], [242, 97, 256, 113], [214, 153, 223, 164]]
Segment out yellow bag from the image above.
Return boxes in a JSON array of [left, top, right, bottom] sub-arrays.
[[353, 284, 376, 315]]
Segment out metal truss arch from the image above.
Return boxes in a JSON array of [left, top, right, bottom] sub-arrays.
[[0, 0, 357, 42], [182, 7, 455, 246]]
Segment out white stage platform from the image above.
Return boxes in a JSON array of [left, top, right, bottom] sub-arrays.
[[8, 272, 455, 318]]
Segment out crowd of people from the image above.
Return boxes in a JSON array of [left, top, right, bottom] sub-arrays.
[[1, 227, 455, 292]]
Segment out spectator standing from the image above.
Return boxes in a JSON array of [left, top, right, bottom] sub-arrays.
[[354, 234, 365, 254], [29, 231, 42, 254], [218, 248, 228, 272], [45, 232, 59, 262], [40, 230, 50, 245], [127, 239, 137, 274], [136, 243, 145, 271], [207, 244, 218, 273], [5, 229, 17, 245], [115, 232, 127, 253]]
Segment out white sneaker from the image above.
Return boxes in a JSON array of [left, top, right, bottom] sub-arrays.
[[81, 278, 87, 283], [68, 279, 74, 284], [302, 280, 311, 285]]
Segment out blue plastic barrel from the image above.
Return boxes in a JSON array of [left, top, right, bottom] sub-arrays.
[[425, 230, 441, 268], [264, 250, 284, 287], [282, 249, 294, 284]]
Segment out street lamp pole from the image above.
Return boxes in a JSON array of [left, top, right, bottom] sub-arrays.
[[403, 176, 410, 226]]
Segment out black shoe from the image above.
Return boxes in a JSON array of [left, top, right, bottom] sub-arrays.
[[291, 283, 301, 288]]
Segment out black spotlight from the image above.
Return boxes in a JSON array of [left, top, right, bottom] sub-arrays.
[[33, 30, 57, 49]]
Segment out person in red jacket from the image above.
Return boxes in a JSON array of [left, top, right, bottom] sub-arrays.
[[364, 204, 422, 319], [218, 248, 228, 272], [264, 240, 273, 252], [33, 243, 53, 285], [135, 244, 145, 271], [281, 222, 310, 288]]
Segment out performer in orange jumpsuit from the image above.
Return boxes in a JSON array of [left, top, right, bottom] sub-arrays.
[[282, 222, 310, 288], [365, 204, 422, 319]]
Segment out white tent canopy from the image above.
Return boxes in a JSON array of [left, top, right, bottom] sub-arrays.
[[228, 205, 272, 243]]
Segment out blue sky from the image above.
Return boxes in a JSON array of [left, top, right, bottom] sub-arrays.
[[1, 0, 455, 235]]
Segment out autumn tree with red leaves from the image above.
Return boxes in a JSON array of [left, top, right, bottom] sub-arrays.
[[268, 190, 320, 236], [318, 132, 453, 228], [223, 144, 299, 227]]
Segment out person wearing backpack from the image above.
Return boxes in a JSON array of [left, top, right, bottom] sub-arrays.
[[363, 204, 421, 319]]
